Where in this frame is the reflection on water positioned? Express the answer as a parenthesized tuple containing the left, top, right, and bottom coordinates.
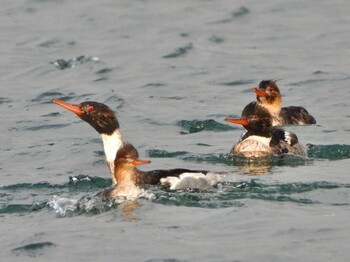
(120, 200, 141, 222)
(235, 163, 273, 175)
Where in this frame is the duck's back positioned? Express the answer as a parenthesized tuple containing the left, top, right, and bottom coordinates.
(280, 106, 316, 125)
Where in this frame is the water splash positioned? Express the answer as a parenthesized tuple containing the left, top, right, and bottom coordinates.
(50, 55, 100, 70)
(47, 196, 79, 216)
(1, 175, 349, 216)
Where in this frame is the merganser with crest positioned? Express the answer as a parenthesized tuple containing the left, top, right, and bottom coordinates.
(225, 102, 306, 157)
(98, 143, 150, 199)
(253, 80, 316, 126)
(52, 98, 208, 186)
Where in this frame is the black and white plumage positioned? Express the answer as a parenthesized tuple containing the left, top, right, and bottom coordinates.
(225, 102, 306, 157)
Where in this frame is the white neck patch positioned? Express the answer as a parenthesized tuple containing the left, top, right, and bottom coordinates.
(101, 130, 123, 163)
(101, 130, 123, 184)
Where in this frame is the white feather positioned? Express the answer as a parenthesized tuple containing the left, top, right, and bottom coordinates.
(101, 130, 123, 184)
(160, 172, 224, 190)
(284, 131, 292, 145)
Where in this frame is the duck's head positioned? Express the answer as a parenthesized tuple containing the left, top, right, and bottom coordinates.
(253, 80, 281, 106)
(225, 103, 273, 137)
(53, 98, 119, 135)
(114, 143, 151, 183)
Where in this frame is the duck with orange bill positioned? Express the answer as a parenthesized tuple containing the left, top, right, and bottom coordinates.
(225, 102, 306, 158)
(52, 98, 212, 187)
(98, 143, 151, 199)
(253, 80, 316, 126)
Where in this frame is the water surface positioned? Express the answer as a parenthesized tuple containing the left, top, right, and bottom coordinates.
(1, 0, 350, 261)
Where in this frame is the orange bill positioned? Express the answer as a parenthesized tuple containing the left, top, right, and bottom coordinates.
(253, 87, 268, 97)
(53, 98, 84, 116)
(225, 117, 249, 126)
(132, 159, 151, 166)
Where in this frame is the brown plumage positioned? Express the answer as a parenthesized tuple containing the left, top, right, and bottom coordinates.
(253, 80, 316, 126)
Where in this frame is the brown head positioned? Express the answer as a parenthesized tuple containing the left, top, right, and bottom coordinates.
(225, 102, 273, 137)
(114, 143, 151, 185)
(53, 98, 119, 135)
(252, 80, 282, 116)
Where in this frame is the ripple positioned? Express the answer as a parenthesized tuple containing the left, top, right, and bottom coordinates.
(67, 175, 111, 190)
(218, 79, 255, 86)
(182, 153, 235, 165)
(31, 91, 64, 103)
(0, 177, 109, 192)
(143, 83, 166, 88)
(102, 95, 124, 108)
(0, 202, 47, 214)
(153, 179, 350, 208)
(208, 35, 224, 43)
(95, 68, 113, 74)
(210, 6, 250, 24)
(232, 6, 250, 17)
(38, 38, 60, 48)
(307, 144, 350, 160)
(152, 190, 243, 208)
(146, 149, 188, 158)
(12, 242, 55, 256)
(287, 78, 331, 86)
(0, 97, 13, 104)
(162, 43, 193, 58)
(146, 150, 309, 167)
(0, 181, 65, 190)
(2, 177, 349, 215)
(50, 55, 100, 70)
(177, 119, 234, 134)
(23, 123, 70, 131)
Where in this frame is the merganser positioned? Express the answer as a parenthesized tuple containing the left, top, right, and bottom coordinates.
(52, 98, 207, 185)
(99, 143, 150, 199)
(225, 102, 306, 157)
(253, 80, 316, 126)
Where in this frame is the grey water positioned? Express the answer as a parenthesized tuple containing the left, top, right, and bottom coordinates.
(1, 0, 350, 261)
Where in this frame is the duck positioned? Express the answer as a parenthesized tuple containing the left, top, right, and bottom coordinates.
(225, 102, 306, 157)
(253, 80, 316, 126)
(99, 143, 150, 199)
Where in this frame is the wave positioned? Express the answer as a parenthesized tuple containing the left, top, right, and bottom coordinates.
(148, 144, 350, 162)
(1, 177, 348, 216)
(1, 144, 349, 216)
(162, 43, 193, 58)
(177, 119, 235, 134)
(307, 144, 350, 160)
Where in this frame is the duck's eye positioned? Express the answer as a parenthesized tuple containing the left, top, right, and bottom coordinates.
(252, 115, 259, 120)
(86, 105, 94, 112)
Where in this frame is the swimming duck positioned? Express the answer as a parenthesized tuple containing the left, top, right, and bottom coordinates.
(253, 80, 316, 126)
(225, 102, 306, 157)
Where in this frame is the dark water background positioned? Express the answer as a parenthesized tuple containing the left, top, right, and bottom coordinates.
(1, 0, 350, 261)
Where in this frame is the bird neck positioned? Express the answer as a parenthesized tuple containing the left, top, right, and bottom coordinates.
(115, 167, 138, 188)
(257, 95, 282, 117)
(100, 130, 123, 184)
